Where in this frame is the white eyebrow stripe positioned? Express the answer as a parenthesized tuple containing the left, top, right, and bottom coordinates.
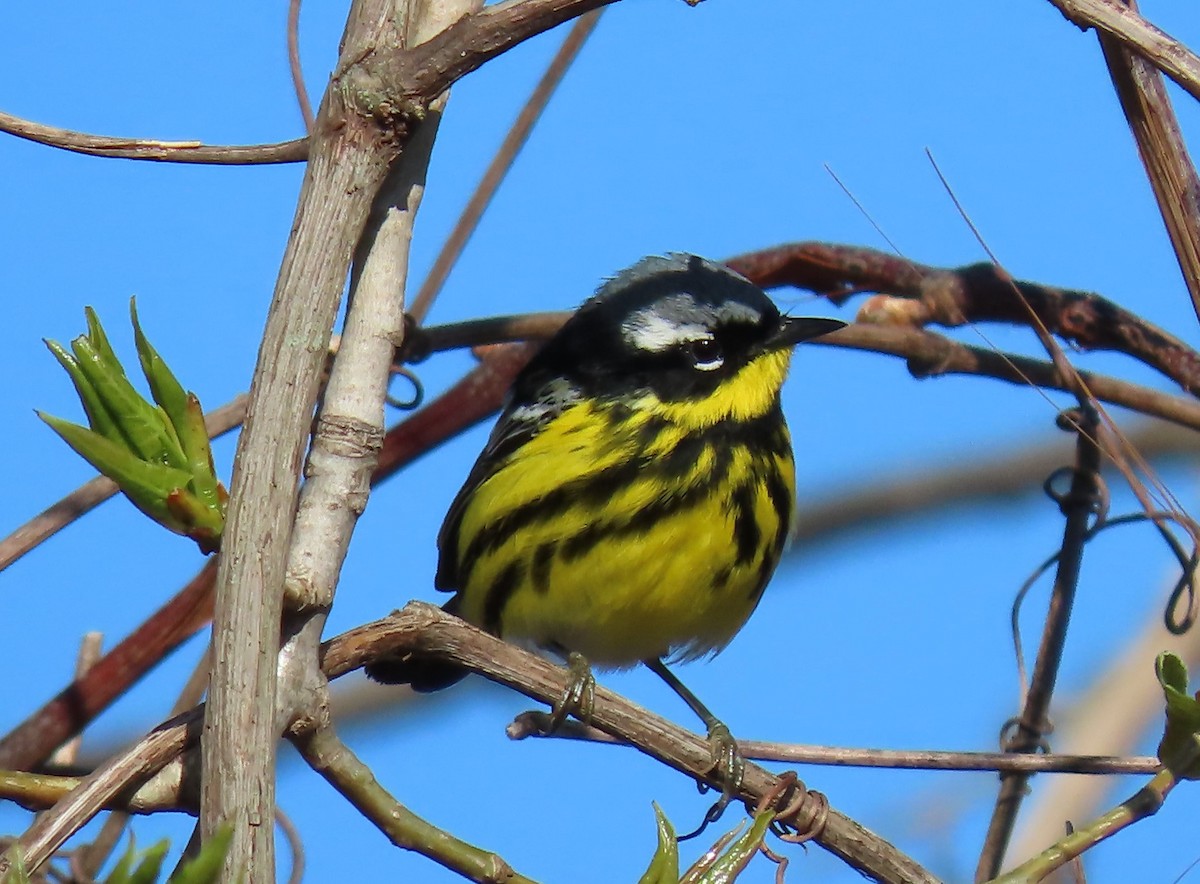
(619, 292, 763, 352)
(621, 309, 709, 352)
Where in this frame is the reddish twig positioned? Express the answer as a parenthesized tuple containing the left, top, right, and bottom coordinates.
(0, 560, 216, 771)
(415, 311, 1200, 432)
(726, 242, 1200, 396)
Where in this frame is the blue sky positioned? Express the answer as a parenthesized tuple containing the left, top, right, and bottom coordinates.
(4, 1, 1200, 881)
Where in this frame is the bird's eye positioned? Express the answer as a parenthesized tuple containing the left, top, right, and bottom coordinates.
(687, 337, 724, 371)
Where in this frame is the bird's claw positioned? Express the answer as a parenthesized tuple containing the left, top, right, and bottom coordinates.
(547, 651, 595, 731)
(706, 720, 744, 797)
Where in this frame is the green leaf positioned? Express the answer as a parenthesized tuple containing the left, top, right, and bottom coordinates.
(84, 305, 123, 375)
(38, 413, 194, 533)
(70, 335, 187, 469)
(44, 338, 121, 443)
(130, 300, 224, 517)
(168, 827, 231, 884)
(180, 393, 223, 509)
(1158, 652, 1189, 695)
(1155, 652, 1200, 779)
(43, 305, 226, 553)
(637, 803, 681, 884)
(131, 299, 190, 446)
(690, 808, 774, 884)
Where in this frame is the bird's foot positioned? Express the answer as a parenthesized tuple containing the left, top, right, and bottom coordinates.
(705, 719, 745, 798)
(547, 651, 595, 731)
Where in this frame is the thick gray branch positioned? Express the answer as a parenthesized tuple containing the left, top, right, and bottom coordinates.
(200, 2, 403, 878)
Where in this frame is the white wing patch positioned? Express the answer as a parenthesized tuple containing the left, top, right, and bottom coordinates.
(504, 376, 581, 426)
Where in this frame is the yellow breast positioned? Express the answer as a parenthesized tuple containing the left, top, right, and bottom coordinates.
(450, 349, 797, 666)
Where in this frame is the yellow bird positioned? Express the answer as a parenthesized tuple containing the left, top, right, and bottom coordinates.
(369, 253, 843, 787)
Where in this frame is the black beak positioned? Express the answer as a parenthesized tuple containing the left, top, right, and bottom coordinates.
(768, 316, 846, 349)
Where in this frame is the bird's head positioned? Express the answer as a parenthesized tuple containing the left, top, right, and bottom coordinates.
(518, 254, 844, 428)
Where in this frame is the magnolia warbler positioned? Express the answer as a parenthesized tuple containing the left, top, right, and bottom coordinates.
(368, 253, 844, 789)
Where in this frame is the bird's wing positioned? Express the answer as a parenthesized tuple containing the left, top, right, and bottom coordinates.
(434, 373, 582, 591)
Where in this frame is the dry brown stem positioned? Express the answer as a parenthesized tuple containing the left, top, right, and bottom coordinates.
(0, 108, 307, 163)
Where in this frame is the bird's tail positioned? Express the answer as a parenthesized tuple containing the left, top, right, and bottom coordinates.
(363, 597, 467, 692)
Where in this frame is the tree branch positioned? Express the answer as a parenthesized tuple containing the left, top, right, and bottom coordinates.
(327, 603, 942, 884)
(415, 312, 1200, 432)
(0, 109, 307, 164)
(1042, 0, 1200, 102)
(198, 0, 410, 870)
(725, 243, 1200, 396)
(396, 0, 619, 103)
(505, 717, 1160, 775)
(0, 709, 201, 876)
(1097, 0, 1200, 327)
(408, 8, 604, 321)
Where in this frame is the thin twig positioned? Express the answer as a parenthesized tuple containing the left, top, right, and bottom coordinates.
(0, 769, 187, 815)
(72, 809, 127, 882)
(0, 109, 307, 163)
(976, 407, 1104, 881)
(1097, 0, 1200, 326)
(287, 0, 315, 131)
(794, 419, 1199, 546)
(0, 709, 202, 876)
(292, 725, 535, 883)
(505, 716, 1160, 775)
(276, 808, 306, 884)
(1009, 577, 1200, 863)
(408, 8, 604, 321)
